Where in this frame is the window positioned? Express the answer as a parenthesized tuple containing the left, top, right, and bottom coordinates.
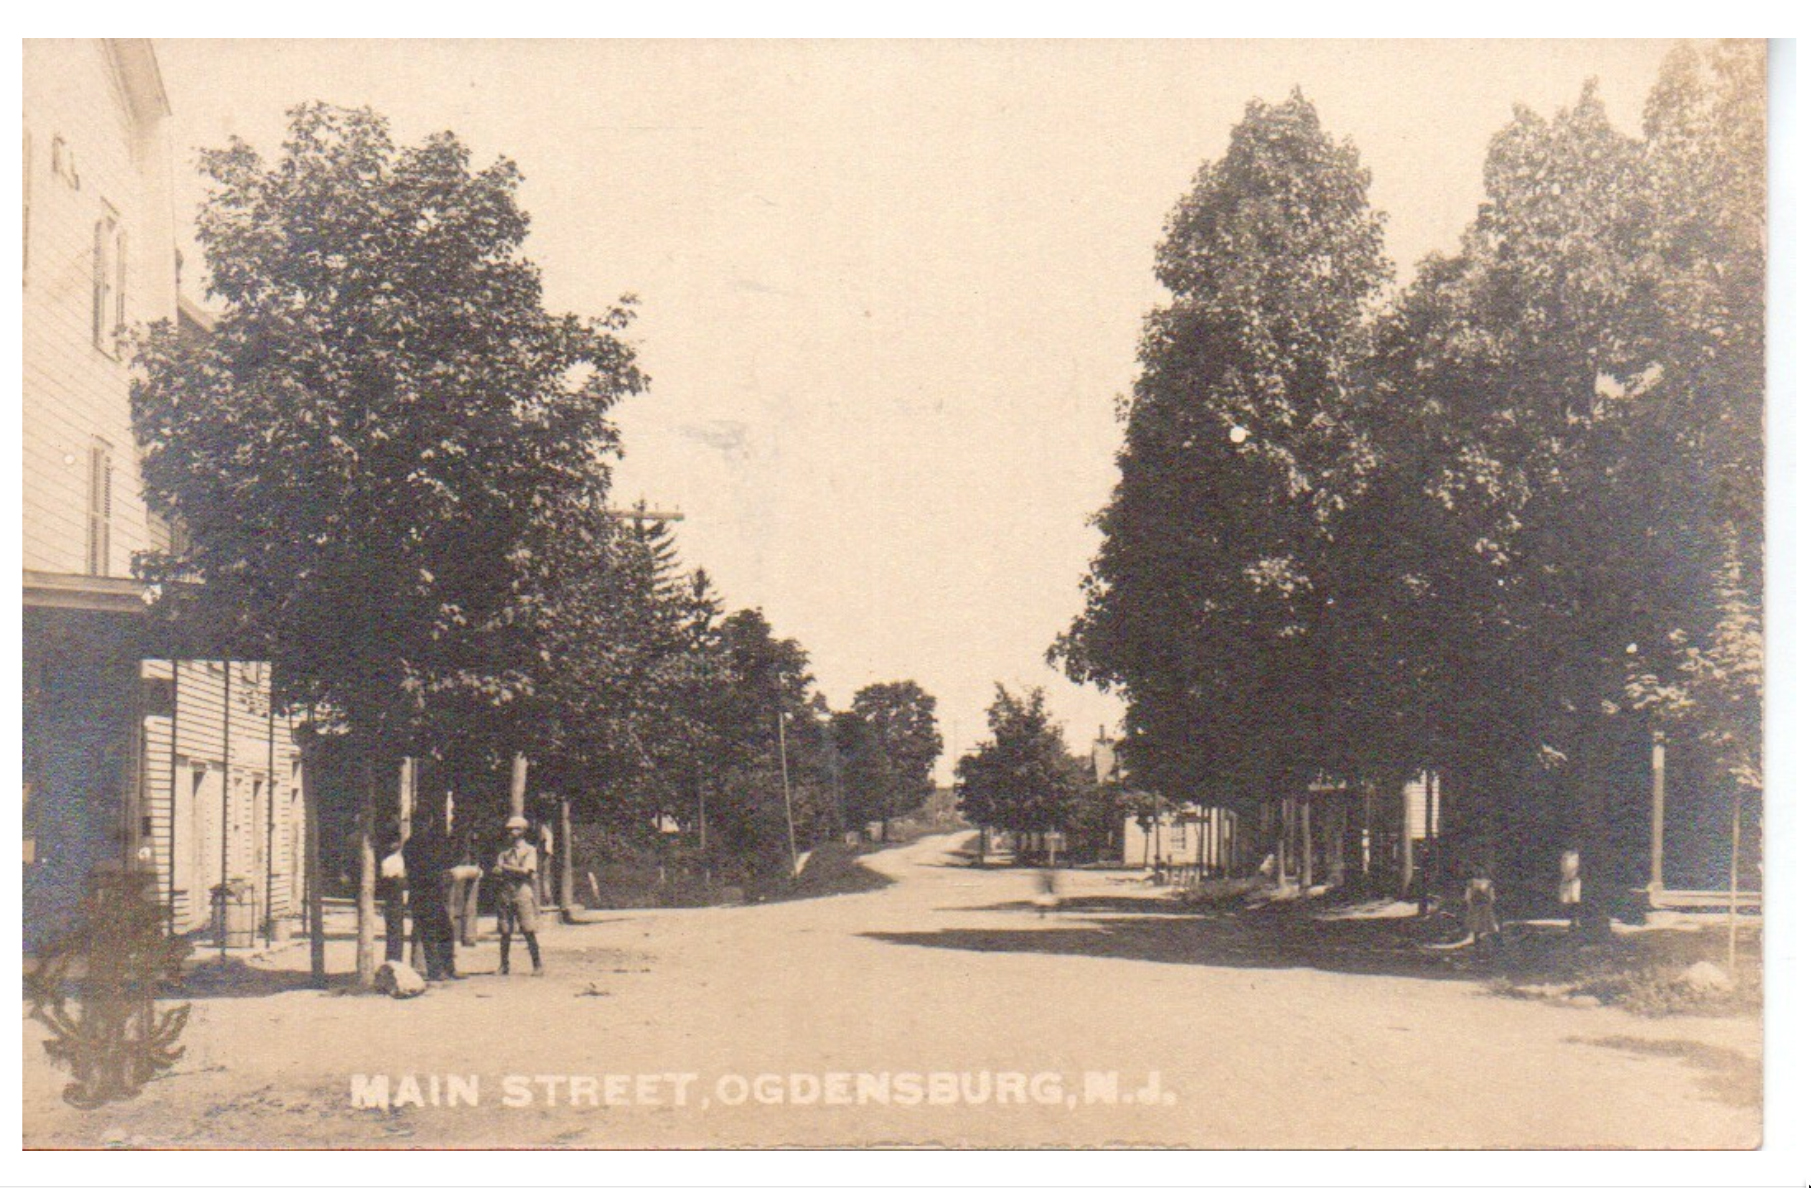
(92, 206, 125, 355)
(86, 438, 113, 576)
(52, 134, 79, 189)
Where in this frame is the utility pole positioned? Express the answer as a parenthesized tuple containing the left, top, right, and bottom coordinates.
(604, 504, 685, 525)
(559, 796, 575, 919)
(219, 662, 231, 963)
(1727, 793, 1742, 973)
(778, 712, 798, 877)
(1648, 730, 1666, 899)
(301, 715, 326, 988)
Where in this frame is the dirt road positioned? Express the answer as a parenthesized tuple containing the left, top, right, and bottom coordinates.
(22, 831, 1760, 1149)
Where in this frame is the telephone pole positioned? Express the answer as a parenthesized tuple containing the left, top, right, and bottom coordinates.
(778, 711, 798, 877)
(605, 502, 685, 525)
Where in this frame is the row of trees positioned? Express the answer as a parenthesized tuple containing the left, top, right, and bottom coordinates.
(523, 517, 945, 877)
(131, 103, 940, 985)
(1054, 43, 1765, 917)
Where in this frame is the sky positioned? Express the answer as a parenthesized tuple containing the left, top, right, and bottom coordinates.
(153, 39, 1683, 779)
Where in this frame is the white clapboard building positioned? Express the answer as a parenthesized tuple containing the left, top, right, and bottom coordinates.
(23, 39, 305, 947)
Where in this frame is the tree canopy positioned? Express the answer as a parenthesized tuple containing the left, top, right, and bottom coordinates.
(131, 102, 648, 983)
(1054, 90, 1390, 804)
(956, 686, 1084, 839)
(1057, 43, 1765, 904)
(841, 681, 942, 836)
(132, 103, 646, 749)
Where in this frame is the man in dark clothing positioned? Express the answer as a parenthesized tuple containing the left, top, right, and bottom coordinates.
(379, 828, 408, 964)
(402, 815, 457, 981)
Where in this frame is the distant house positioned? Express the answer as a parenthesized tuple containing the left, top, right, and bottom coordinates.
(1090, 733, 1246, 875)
(1120, 802, 1242, 875)
(1099, 726, 1446, 891)
(22, 40, 305, 948)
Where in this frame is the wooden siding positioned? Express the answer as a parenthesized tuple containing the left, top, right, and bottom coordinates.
(140, 660, 305, 936)
(22, 40, 177, 578)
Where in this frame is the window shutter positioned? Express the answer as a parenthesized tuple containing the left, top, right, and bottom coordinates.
(115, 227, 128, 335)
(92, 219, 106, 347)
(87, 440, 113, 576)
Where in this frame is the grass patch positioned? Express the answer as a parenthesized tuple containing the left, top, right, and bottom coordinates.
(1487, 922, 1761, 1017)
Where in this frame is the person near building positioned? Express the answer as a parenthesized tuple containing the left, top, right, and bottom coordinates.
(493, 815, 543, 976)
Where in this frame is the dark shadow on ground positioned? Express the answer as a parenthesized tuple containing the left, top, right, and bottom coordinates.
(551, 912, 644, 926)
(1570, 1035, 1762, 1111)
(913, 853, 984, 869)
(163, 958, 357, 999)
(861, 906, 1480, 983)
(941, 894, 1213, 917)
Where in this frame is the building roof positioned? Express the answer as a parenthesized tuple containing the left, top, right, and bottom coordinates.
(102, 39, 171, 123)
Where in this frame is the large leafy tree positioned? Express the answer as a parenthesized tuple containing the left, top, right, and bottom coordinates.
(956, 686, 1084, 845)
(1057, 48, 1764, 913)
(843, 681, 942, 839)
(1622, 42, 1766, 798)
(1056, 91, 1389, 808)
(1372, 52, 1764, 907)
(131, 103, 645, 984)
(1355, 84, 1664, 886)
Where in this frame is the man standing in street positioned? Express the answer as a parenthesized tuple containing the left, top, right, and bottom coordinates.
(379, 827, 408, 965)
(494, 816, 544, 976)
(403, 812, 457, 981)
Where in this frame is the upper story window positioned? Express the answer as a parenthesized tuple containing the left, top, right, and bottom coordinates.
(51, 134, 79, 190)
(86, 437, 114, 576)
(92, 204, 126, 356)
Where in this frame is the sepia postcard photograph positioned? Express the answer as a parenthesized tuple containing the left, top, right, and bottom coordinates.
(13, 34, 1793, 1169)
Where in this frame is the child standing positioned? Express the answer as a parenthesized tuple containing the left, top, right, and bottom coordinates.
(494, 815, 544, 976)
(1464, 866, 1502, 958)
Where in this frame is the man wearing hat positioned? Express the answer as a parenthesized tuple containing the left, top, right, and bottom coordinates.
(493, 816, 544, 975)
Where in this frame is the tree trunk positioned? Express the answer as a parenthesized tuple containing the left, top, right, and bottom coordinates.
(1571, 726, 1617, 942)
(398, 757, 415, 841)
(302, 735, 326, 989)
(509, 752, 528, 819)
(975, 826, 988, 867)
(1400, 780, 1417, 902)
(355, 749, 378, 989)
(1421, 771, 1436, 917)
(1300, 797, 1314, 891)
(559, 796, 574, 919)
(1275, 799, 1289, 889)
